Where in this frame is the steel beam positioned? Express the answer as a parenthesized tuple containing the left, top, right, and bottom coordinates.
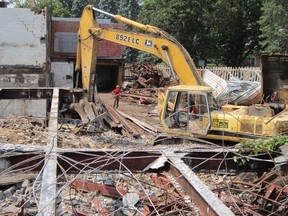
(38, 88, 59, 215)
(166, 151, 234, 216)
(0, 87, 70, 99)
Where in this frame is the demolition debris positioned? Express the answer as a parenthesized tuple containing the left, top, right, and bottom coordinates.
(0, 115, 154, 149)
(127, 63, 171, 88)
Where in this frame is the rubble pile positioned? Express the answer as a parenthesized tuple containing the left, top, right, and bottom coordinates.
(129, 63, 170, 88)
(67, 97, 158, 139)
(0, 116, 154, 149)
(0, 173, 38, 215)
(0, 116, 47, 145)
(197, 170, 288, 215)
(60, 173, 198, 215)
(0, 171, 199, 215)
(121, 63, 170, 105)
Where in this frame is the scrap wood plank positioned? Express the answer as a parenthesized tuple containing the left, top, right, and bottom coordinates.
(117, 109, 158, 134)
(136, 78, 149, 88)
(121, 93, 156, 102)
(103, 115, 119, 128)
(107, 105, 140, 138)
(104, 107, 120, 124)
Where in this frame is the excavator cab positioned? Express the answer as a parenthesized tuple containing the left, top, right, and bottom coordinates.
(161, 85, 213, 136)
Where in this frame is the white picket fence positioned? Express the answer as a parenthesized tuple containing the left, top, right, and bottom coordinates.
(124, 64, 261, 82)
(198, 67, 261, 82)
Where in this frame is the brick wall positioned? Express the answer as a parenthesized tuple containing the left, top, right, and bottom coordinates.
(51, 19, 125, 60)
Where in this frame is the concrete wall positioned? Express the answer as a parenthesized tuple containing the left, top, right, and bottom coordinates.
(0, 8, 49, 87)
(0, 74, 46, 87)
(51, 62, 74, 88)
(0, 99, 47, 118)
(0, 8, 47, 67)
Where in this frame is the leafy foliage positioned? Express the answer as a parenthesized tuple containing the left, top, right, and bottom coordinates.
(71, 0, 89, 18)
(136, 51, 162, 64)
(38, 0, 71, 17)
(234, 136, 288, 164)
(259, 0, 288, 53)
(138, 0, 263, 67)
(59, 0, 73, 11)
(97, 0, 117, 19)
(10, 0, 71, 17)
(138, 0, 208, 64)
(9, 0, 288, 65)
(207, 0, 263, 66)
(8, 0, 29, 8)
(10, 0, 101, 17)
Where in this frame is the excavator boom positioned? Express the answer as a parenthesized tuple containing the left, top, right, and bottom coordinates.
(76, 4, 204, 100)
(76, 5, 288, 144)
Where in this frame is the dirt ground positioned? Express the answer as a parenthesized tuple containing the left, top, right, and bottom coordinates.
(0, 92, 162, 149)
(98, 92, 161, 131)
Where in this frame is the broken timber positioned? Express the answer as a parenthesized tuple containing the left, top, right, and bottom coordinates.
(107, 104, 140, 138)
(117, 109, 159, 134)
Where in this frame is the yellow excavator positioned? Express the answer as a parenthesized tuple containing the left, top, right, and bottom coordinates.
(76, 5, 288, 143)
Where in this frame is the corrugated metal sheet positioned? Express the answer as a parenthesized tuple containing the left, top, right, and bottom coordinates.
(203, 69, 261, 105)
(202, 69, 227, 98)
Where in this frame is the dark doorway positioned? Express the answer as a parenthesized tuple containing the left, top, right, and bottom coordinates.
(96, 65, 119, 91)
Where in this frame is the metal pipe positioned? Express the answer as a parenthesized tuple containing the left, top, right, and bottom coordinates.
(92, 7, 115, 18)
(92, 6, 159, 34)
(163, 49, 177, 79)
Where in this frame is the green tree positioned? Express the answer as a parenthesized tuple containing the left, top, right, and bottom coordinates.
(70, 0, 100, 17)
(10, 0, 71, 17)
(39, 0, 71, 17)
(259, 0, 288, 53)
(138, 0, 263, 67)
(71, 0, 88, 17)
(97, 0, 117, 19)
(10, 0, 29, 8)
(138, 0, 209, 65)
(119, 0, 140, 62)
(208, 0, 263, 66)
(59, 0, 73, 11)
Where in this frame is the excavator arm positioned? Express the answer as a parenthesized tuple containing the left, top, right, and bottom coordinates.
(75, 5, 288, 143)
(76, 4, 204, 101)
(75, 5, 99, 102)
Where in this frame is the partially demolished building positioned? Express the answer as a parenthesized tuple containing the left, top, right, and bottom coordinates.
(0, 5, 288, 216)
